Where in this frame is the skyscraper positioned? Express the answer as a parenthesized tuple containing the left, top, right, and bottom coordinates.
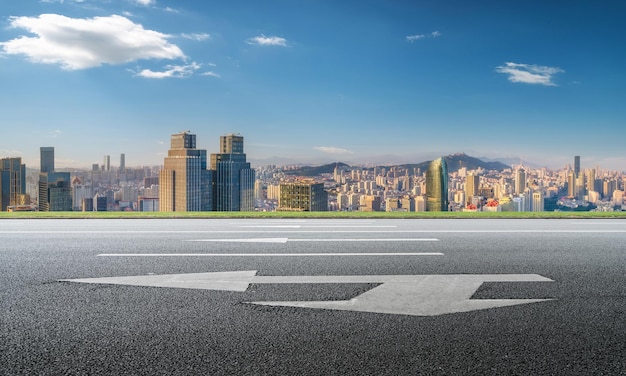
(38, 146, 72, 211)
(0, 157, 27, 210)
(38, 172, 72, 211)
(210, 134, 255, 211)
(159, 131, 212, 212)
(426, 157, 448, 211)
(515, 167, 526, 195)
(40, 147, 54, 173)
(574, 156, 580, 177)
(120, 153, 125, 173)
(104, 155, 110, 172)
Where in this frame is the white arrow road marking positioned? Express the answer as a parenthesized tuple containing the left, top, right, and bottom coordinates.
(60, 272, 553, 316)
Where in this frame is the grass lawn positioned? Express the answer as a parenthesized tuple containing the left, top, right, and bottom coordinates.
(1, 211, 625, 219)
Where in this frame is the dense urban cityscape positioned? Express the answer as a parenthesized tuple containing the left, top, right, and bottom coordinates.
(1, 131, 625, 214)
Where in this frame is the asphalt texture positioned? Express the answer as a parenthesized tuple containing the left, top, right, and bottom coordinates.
(1, 218, 624, 375)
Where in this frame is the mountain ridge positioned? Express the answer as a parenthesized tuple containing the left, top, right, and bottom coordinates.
(283, 153, 511, 176)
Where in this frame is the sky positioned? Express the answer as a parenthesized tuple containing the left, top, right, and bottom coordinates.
(1, 1, 625, 171)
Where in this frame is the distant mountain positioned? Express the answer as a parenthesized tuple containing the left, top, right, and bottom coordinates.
(283, 162, 350, 176)
(378, 153, 510, 173)
(282, 153, 510, 176)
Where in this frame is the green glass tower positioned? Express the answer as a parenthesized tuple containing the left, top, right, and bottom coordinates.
(426, 157, 448, 211)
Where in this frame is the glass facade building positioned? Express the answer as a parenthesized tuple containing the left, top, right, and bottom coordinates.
(159, 131, 212, 212)
(210, 134, 255, 211)
(38, 172, 72, 211)
(1, 157, 27, 211)
(426, 157, 448, 212)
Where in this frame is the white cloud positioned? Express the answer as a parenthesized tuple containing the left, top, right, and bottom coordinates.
(406, 31, 440, 42)
(164, 7, 179, 13)
(136, 61, 200, 79)
(181, 33, 210, 41)
(201, 71, 221, 78)
(314, 146, 354, 155)
(1, 14, 184, 70)
(135, 0, 155, 6)
(246, 34, 287, 47)
(496, 62, 564, 86)
(48, 129, 62, 138)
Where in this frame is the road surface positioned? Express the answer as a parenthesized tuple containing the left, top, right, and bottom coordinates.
(1, 219, 624, 375)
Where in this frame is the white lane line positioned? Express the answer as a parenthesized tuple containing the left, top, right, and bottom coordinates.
(184, 238, 439, 243)
(571, 222, 626, 225)
(4, 230, 626, 234)
(187, 238, 289, 243)
(97, 252, 444, 257)
(238, 225, 397, 228)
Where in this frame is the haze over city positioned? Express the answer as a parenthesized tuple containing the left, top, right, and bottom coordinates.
(1, 1, 625, 170)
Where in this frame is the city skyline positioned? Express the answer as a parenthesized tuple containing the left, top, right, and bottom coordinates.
(1, 1, 625, 170)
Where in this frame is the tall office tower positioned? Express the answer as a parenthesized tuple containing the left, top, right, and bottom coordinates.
(210, 134, 255, 211)
(515, 168, 526, 195)
(104, 155, 110, 172)
(465, 173, 480, 204)
(120, 154, 125, 173)
(38, 172, 72, 211)
(0, 157, 27, 210)
(574, 156, 580, 177)
(38, 146, 72, 211)
(159, 131, 212, 212)
(278, 180, 328, 211)
(40, 147, 54, 173)
(426, 157, 448, 211)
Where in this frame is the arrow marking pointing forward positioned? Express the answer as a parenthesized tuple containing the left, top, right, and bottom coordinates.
(60, 271, 554, 316)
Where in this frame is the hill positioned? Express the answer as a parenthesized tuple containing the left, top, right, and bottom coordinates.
(283, 153, 510, 177)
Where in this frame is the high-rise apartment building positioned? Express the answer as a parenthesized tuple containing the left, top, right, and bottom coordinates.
(532, 191, 544, 212)
(159, 131, 212, 212)
(515, 168, 526, 195)
(465, 173, 480, 204)
(278, 180, 328, 211)
(1, 157, 27, 211)
(426, 157, 448, 211)
(210, 134, 255, 211)
(40, 147, 54, 173)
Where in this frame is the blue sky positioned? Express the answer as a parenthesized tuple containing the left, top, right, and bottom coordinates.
(1, 1, 625, 171)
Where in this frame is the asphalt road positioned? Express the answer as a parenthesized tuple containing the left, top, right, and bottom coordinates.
(1, 219, 624, 375)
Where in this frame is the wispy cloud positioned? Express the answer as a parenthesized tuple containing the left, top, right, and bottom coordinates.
(0, 149, 24, 156)
(135, 62, 200, 79)
(134, 0, 155, 6)
(201, 71, 221, 78)
(496, 62, 564, 86)
(1, 14, 184, 70)
(246, 34, 287, 47)
(181, 33, 210, 41)
(314, 146, 354, 155)
(406, 31, 440, 42)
